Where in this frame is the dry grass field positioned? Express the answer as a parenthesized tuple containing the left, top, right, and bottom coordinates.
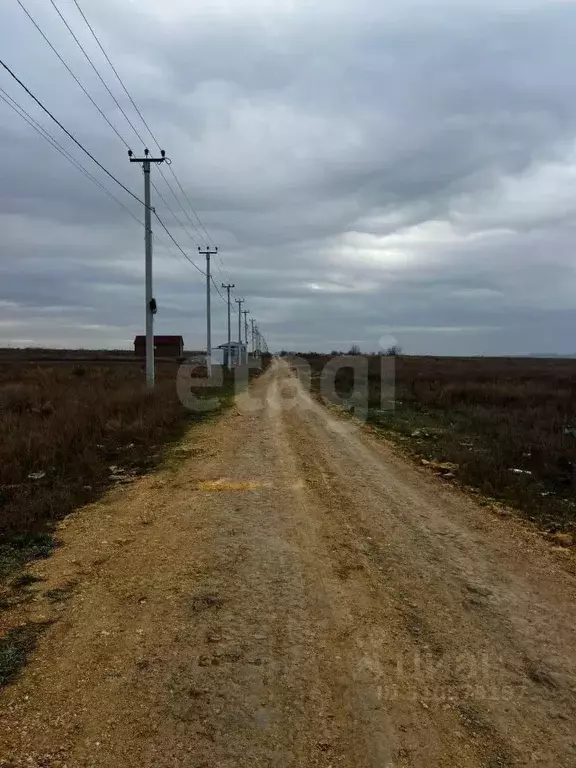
(294, 353, 576, 539)
(0, 355, 252, 582)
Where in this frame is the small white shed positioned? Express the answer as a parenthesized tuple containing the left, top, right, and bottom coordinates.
(218, 341, 246, 367)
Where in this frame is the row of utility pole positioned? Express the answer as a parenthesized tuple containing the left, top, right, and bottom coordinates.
(129, 149, 265, 386)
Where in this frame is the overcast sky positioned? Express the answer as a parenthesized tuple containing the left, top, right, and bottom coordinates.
(2, 0, 576, 354)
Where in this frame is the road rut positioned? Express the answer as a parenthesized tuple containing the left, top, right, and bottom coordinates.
(1, 359, 575, 767)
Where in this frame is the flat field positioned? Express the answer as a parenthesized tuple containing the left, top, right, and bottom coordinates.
(295, 353, 576, 538)
(0, 355, 240, 581)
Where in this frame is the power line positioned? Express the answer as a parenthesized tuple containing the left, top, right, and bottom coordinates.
(157, 165, 205, 244)
(9, 7, 233, 306)
(67, 0, 217, 250)
(15, 0, 131, 150)
(151, 179, 202, 249)
(214, 254, 235, 289)
(153, 232, 199, 271)
(48, 0, 147, 147)
(0, 84, 143, 226)
(0, 58, 145, 206)
(211, 274, 227, 303)
(1, 80, 226, 331)
(71, 0, 161, 149)
(0, 83, 210, 284)
(13, 4, 208, 285)
(150, 186, 228, 298)
(153, 211, 206, 275)
(166, 165, 215, 247)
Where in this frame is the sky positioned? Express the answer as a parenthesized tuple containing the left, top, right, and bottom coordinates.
(2, 0, 576, 355)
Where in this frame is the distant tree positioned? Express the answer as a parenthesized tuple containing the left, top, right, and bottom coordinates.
(330, 349, 342, 356)
(383, 345, 402, 356)
(348, 344, 361, 355)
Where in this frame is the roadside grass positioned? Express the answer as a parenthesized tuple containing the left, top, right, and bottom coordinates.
(0, 623, 49, 687)
(0, 361, 191, 582)
(293, 354, 576, 540)
(0, 354, 268, 687)
(0, 357, 269, 583)
(0, 533, 56, 583)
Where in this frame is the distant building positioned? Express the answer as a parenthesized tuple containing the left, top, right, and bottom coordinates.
(134, 335, 184, 359)
(218, 341, 246, 367)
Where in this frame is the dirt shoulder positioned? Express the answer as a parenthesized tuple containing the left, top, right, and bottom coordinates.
(1, 360, 575, 767)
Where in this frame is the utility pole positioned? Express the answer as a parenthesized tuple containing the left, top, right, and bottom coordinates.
(250, 318, 256, 356)
(242, 310, 250, 363)
(198, 246, 218, 376)
(129, 148, 166, 388)
(222, 282, 235, 369)
(235, 297, 244, 365)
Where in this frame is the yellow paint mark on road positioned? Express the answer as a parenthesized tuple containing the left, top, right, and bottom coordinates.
(196, 479, 263, 492)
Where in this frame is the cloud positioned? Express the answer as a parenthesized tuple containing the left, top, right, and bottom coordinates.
(1, 0, 576, 353)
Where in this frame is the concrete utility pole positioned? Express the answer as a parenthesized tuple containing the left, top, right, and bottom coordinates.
(250, 318, 256, 355)
(129, 148, 166, 388)
(222, 282, 235, 369)
(198, 246, 218, 376)
(242, 310, 250, 363)
(235, 297, 244, 364)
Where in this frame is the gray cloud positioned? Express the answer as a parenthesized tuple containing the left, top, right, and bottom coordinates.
(1, 0, 576, 354)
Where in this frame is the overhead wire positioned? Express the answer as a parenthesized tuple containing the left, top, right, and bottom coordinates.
(0, 58, 145, 206)
(9, 2, 241, 316)
(0, 86, 202, 277)
(48, 0, 147, 147)
(153, 211, 206, 275)
(151, 179, 202, 250)
(210, 275, 227, 303)
(13, 4, 210, 282)
(70, 0, 161, 150)
(69, 0, 219, 251)
(153, 232, 202, 272)
(0, 84, 143, 226)
(15, 0, 131, 150)
(214, 255, 235, 291)
(165, 165, 215, 247)
(156, 166, 205, 247)
(67, 0, 240, 314)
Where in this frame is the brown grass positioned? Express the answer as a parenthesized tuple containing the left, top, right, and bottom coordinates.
(295, 354, 576, 536)
(0, 359, 242, 578)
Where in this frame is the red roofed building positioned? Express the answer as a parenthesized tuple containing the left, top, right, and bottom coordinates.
(134, 335, 184, 360)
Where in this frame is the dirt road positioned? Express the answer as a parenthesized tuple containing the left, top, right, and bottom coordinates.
(1, 359, 576, 767)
